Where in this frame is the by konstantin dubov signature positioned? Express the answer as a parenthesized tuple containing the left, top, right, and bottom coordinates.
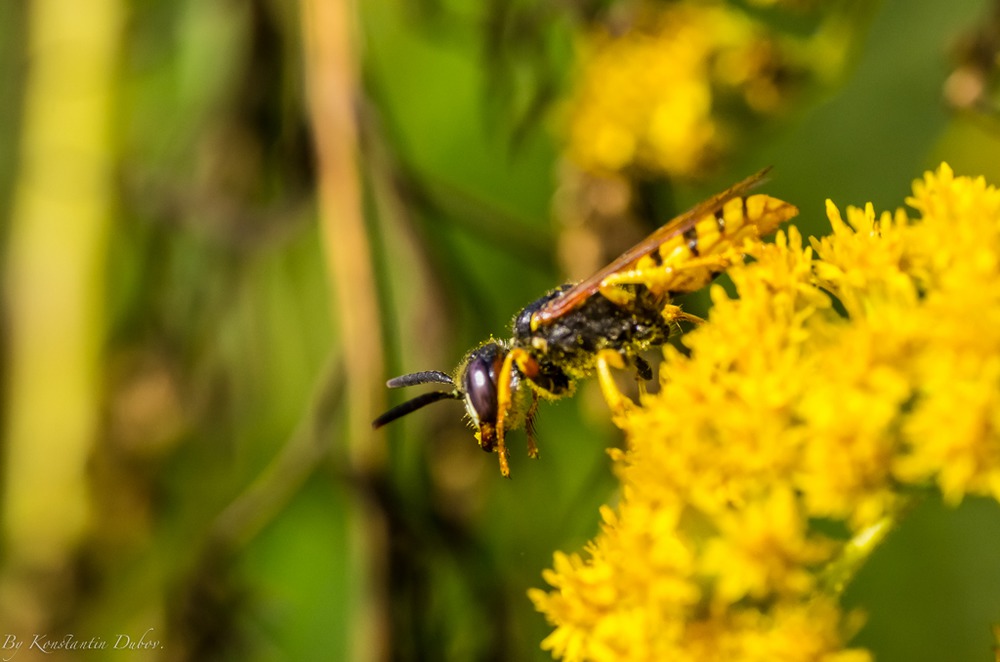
(1, 628, 162, 659)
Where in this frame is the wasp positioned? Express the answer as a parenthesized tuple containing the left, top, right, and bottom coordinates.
(373, 169, 798, 477)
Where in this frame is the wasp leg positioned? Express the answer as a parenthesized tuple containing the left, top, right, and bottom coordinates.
(595, 282, 635, 308)
(525, 393, 540, 459)
(595, 349, 635, 417)
(494, 347, 515, 477)
(495, 347, 540, 477)
(600, 252, 739, 295)
(661, 304, 706, 326)
(633, 355, 653, 381)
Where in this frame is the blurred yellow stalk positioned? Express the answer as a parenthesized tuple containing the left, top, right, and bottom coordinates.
(300, 0, 388, 660)
(1, 0, 121, 630)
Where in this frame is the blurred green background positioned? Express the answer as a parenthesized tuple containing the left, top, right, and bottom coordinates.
(2, 0, 1000, 660)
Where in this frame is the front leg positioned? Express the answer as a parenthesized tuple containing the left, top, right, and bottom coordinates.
(494, 347, 541, 477)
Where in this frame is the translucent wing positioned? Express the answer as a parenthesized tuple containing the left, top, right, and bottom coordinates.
(532, 167, 772, 328)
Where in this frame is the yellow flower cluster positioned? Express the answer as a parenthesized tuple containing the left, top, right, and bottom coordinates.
(565, 2, 796, 178)
(530, 164, 1000, 661)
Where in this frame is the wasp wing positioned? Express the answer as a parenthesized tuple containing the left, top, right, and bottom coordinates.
(532, 167, 772, 328)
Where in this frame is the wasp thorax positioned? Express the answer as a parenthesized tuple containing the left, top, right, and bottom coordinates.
(461, 343, 505, 426)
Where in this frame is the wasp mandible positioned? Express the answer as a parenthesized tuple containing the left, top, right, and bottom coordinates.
(373, 169, 798, 477)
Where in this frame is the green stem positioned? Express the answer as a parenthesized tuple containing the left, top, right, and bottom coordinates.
(819, 494, 921, 596)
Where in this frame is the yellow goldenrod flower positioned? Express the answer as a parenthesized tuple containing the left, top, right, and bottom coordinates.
(565, 2, 798, 179)
(532, 164, 1000, 660)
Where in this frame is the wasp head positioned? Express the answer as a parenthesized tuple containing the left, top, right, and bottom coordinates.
(372, 342, 510, 454)
(457, 342, 508, 452)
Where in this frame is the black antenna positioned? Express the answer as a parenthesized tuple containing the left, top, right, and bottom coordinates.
(386, 371, 454, 388)
(372, 390, 462, 429)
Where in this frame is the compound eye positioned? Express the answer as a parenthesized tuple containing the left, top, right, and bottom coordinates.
(463, 352, 500, 425)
